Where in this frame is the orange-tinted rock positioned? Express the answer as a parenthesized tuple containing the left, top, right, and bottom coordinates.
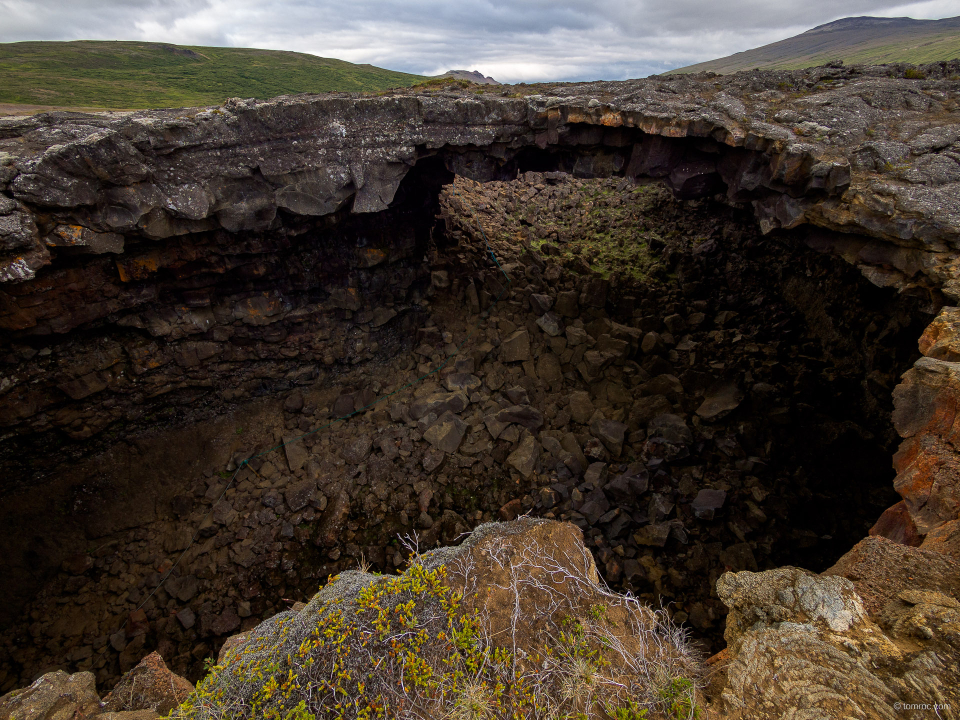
(868, 500, 923, 547)
(102, 651, 193, 716)
(921, 518, 960, 560)
(891, 356, 960, 534)
(918, 306, 960, 361)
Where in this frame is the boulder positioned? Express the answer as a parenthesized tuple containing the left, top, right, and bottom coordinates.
(691, 488, 727, 520)
(284, 438, 309, 473)
(423, 412, 467, 454)
(506, 435, 540, 478)
(0, 670, 101, 720)
(494, 405, 544, 430)
(568, 391, 595, 425)
(535, 312, 564, 337)
(103, 652, 193, 716)
(589, 418, 628, 457)
(696, 379, 744, 421)
(342, 435, 373, 464)
(500, 329, 531, 362)
(284, 479, 318, 513)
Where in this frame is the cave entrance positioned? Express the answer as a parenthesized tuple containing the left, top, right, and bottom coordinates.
(0, 169, 930, 691)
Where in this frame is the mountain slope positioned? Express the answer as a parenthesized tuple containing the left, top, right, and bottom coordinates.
(674, 15, 960, 74)
(0, 41, 428, 109)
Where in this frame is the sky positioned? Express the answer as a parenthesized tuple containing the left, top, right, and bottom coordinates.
(1, 0, 958, 82)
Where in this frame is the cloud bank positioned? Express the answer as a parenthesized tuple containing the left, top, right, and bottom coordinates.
(0, 0, 957, 82)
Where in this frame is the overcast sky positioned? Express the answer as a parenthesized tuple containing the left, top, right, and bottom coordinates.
(1, 0, 958, 82)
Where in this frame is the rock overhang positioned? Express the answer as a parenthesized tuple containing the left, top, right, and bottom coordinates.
(1, 63, 957, 298)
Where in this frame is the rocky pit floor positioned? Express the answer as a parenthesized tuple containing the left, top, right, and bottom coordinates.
(0, 172, 932, 693)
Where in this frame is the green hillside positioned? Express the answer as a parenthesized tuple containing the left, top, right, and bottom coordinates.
(0, 40, 429, 109)
(673, 15, 960, 74)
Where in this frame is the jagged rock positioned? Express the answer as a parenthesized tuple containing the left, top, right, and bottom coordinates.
(891, 356, 960, 534)
(696, 379, 743, 421)
(535, 312, 564, 337)
(535, 353, 563, 387)
(443, 373, 481, 392)
(922, 518, 960, 559)
(498, 498, 524, 521)
(629, 395, 673, 427)
(494, 405, 544, 430)
(554, 290, 579, 318)
(584, 462, 608, 486)
(568, 391, 595, 425)
(284, 438, 309, 473)
(422, 448, 445, 473)
(500, 329, 531, 362)
(0, 670, 101, 720)
(589, 418, 627, 457)
(409, 391, 469, 420)
(604, 470, 649, 504)
(506, 435, 539, 478)
(316, 490, 350, 547)
(212, 500, 236, 526)
(529, 293, 553, 314)
(103, 651, 193, 716)
(283, 391, 304, 413)
(176, 608, 196, 630)
(692, 489, 727, 520)
(423, 412, 466, 454)
(370, 307, 397, 328)
(715, 564, 960, 719)
(342, 435, 373, 464)
(634, 522, 672, 547)
(166, 574, 199, 603)
(868, 500, 922, 546)
(284, 479, 318, 513)
(823, 535, 960, 617)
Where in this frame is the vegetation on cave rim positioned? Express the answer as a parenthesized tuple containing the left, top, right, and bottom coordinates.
(0, 41, 428, 110)
(504, 182, 683, 284)
(174, 554, 702, 720)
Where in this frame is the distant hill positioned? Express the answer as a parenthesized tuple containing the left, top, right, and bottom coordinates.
(0, 40, 429, 110)
(673, 15, 960, 74)
(439, 70, 499, 85)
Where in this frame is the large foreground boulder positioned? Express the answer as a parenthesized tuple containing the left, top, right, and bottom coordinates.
(175, 519, 704, 720)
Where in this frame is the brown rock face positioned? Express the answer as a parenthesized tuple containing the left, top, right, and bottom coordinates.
(0, 670, 102, 720)
(823, 535, 960, 616)
(102, 651, 193, 715)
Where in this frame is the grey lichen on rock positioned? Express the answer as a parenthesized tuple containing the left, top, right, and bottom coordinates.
(716, 563, 960, 719)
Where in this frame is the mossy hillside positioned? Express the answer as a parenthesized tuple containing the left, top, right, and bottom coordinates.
(0, 41, 428, 109)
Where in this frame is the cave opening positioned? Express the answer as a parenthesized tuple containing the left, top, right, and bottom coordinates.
(0, 156, 933, 692)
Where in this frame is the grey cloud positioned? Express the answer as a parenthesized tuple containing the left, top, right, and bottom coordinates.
(0, 0, 955, 83)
